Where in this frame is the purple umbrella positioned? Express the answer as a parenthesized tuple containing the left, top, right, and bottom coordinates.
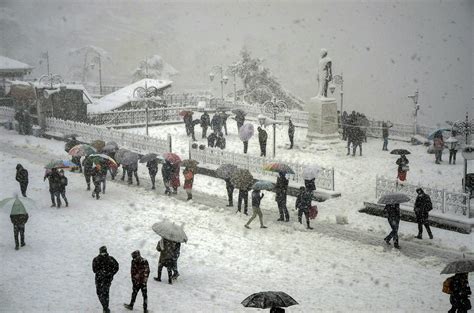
(239, 123, 254, 142)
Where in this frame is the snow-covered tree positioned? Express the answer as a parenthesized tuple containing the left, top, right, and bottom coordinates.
(131, 55, 178, 81)
(68, 45, 110, 83)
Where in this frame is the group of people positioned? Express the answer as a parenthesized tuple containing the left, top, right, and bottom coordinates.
(342, 111, 369, 157)
(92, 241, 181, 313)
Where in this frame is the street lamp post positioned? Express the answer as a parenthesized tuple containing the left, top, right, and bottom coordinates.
(86, 51, 103, 95)
(452, 112, 474, 193)
(209, 65, 229, 103)
(408, 90, 420, 136)
(133, 82, 159, 136)
(329, 72, 344, 128)
(262, 97, 287, 158)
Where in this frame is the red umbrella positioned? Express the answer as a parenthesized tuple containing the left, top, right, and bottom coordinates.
(163, 152, 181, 165)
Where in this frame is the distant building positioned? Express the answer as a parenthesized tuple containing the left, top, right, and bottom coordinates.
(0, 56, 33, 96)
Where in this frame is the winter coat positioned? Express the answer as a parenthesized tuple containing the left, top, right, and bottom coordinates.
(130, 256, 150, 285)
(207, 133, 217, 147)
(450, 273, 472, 310)
(92, 253, 119, 284)
(384, 204, 400, 221)
(91, 168, 104, 184)
(83, 157, 94, 175)
(211, 114, 222, 130)
(258, 128, 268, 144)
(251, 190, 264, 208)
(16, 165, 28, 184)
(216, 135, 226, 149)
(161, 161, 173, 181)
(275, 175, 289, 202)
(433, 137, 444, 151)
(396, 156, 409, 171)
(45, 171, 62, 192)
(128, 162, 138, 172)
(157, 239, 176, 265)
(146, 159, 159, 174)
(183, 168, 194, 190)
(171, 165, 181, 188)
(288, 119, 295, 136)
(296, 189, 312, 212)
(10, 213, 28, 225)
(200, 112, 210, 128)
(59, 176, 68, 192)
(414, 192, 432, 222)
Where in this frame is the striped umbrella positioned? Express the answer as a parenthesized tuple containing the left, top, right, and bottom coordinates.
(68, 144, 97, 157)
(263, 163, 295, 175)
(163, 152, 181, 165)
(89, 154, 118, 169)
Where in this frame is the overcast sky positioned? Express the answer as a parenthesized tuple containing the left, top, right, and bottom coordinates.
(1, 0, 472, 125)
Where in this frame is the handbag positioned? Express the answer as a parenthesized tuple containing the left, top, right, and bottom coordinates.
(309, 205, 318, 219)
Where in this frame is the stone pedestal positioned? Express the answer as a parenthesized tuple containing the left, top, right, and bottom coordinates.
(306, 96, 339, 141)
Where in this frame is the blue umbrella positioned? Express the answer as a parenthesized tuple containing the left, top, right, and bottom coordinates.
(427, 128, 451, 140)
(252, 180, 274, 191)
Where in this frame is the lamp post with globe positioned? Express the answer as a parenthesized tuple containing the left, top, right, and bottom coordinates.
(209, 66, 229, 103)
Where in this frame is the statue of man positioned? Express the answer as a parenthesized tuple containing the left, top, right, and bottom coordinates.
(317, 49, 332, 98)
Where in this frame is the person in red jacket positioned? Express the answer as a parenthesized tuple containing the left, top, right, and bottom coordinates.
(124, 250, 150, 312)
(183, 166, 194, 201)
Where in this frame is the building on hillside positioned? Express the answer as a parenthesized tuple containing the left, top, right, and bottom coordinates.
(0, 56, 33, 96)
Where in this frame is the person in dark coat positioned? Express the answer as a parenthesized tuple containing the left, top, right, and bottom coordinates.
(161, 160, 173, 195)
(221, 112, 229, 136)
(237, 188, 249, 215)
(200, 112, 210, 138)
(382, 121, 393, 151)
(106, 151, 116, 180)
(296, 187, 314, 229)
(127, 161, 140, 186)
(123, 250, 150, 312)
(352, 127, 363, 156)
(10, 209, 28, 250)
(396, 154, 409, 183)
(83, 156, 94, 190)
(304, 178, 316, 192)
(15, 164, 28, 197)
(216, 132, 226, 150)
(44, 168, 62, 207)
(341, 111, 348, 141)
(183, 113, 192, 136)
(58, 169, 69, 207)
(414, 188, 433, 239)
(97, 160, 108, 193)
(288, 118, 295, 149)
(207, 132, 217, 148)
(448, 273, 472, 313)
(225, 178, 234, 207)
(275, 173, 289, 221)
(235, 113, 245, 130)
(245, 189, 267, 229)
(14, 109, 24, 135)
(258, 127, 268, 157)
(243, 140, 249, 154)
(171, 242, 181, 280)
(211, 113, 223, 134)
(383, 203, 401, 249)
(92, 246, 119, 313)
(189, 119, 197, 141)
(66, 137, 82, 173)
(154, 238, 176, 284)
(146, 159, 159, 190)
(91, 164, 103, 200)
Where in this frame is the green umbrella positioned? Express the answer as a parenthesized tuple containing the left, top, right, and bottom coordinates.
(0, 196, 36, 215)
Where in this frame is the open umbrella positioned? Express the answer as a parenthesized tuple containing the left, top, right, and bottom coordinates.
(390, 149, 411, 155)
(231, 169, 254, 190)
(68, 144, 96, 157)
(140, 153, 159, 163)
(303, 166, 321, 180)
(90, 140, 106, 151)
(239, 123, 254, 141)
(441, 259, 474, 274)
(115, 148, 130, 164)
(89, 154, 118, 169)
(102, 141, 119, 152)
(121, 152, 139, 166)
(378, 192, 411, 205)
(241, 291, 298, 309)
(45, 159, 77, 169)
(163, 152, 181, 165)
(216, 164, 238, 179)
(427, 128, 451, 140)
(263, 163, 295, 175)
(181, 159, 199, 169)
(152, 221, 188, 243)
(0, 196, 37, 213)
(179, 110, 193, 117)
(252, 180, 274, 191)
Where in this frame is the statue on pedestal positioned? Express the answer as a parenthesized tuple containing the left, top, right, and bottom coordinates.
(316, 49, 332, 98)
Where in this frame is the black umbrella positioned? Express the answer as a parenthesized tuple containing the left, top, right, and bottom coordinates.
(241, 291, 298, 309)
(140, 153, 159, 163)
(390, 149, 411, 155)
(441, 259, 474, 274)
(216, 164, 238, 179)
(231, 169, 254, 190)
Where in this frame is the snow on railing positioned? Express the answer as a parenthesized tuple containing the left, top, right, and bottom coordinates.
(0, 106, 15, 121)
(375, 176, 472, 218)
(190, 145, 335, 191)
(45, 117, 172, 155)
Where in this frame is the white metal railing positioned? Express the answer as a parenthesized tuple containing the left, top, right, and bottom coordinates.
(45, 118, 172, 155)
(0, 106, 15, 121)
(190, 145, 335, 191)
(375, 176, 472, 218)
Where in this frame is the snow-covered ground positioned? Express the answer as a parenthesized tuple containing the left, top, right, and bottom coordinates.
(0, 127, 472, 312)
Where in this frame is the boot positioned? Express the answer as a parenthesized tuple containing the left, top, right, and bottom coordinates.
(384, 237, 391, 245)
(65, 201, 69, 207)
(187, 194, 192, 201)
(123, 303, 133, 310)
(87, 184, 90, 191)
(394, 241, 400, 249)
(260, 225, 267, 229)
(15, 245, 19, 250)
(244, 225, 250, 229)
(50, 203, 56, 207)
(277, 217, 284, 221)
(307, 222, 313, 230)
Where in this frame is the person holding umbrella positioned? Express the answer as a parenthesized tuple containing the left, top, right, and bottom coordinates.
(5, 196, 30, 250)
(58, 169, 69, 207)
(171, 163, 180, 194)
(296, 186, 314, 229)
(241, 291, 298, 312)
(258, 127, 268, 157)
(91, 164, 103, 200)
(83, 156, 94, 191)
(200, 111, 210, 138)
(237, 188, 250, 215)
(154, 238, 177, 284)
(395, 153, 410, 184)
(127, 160, 140, 186)
(183, 166, 194, 201)
(414, 188, 433, 239)
(244, 188, 267, 229)
(147, 159, 159, 190)
(275, 173, 289, 222)
(447, 273, 471, 313)
(161, 160, 173, 195)
(44, 168, 62, 208)
(65, 136, 82, 173)
(123, 250, 150, 313)
(378, 192, 409, 249)
(15, 164, 28, 197)
(92, 246, 119, 313)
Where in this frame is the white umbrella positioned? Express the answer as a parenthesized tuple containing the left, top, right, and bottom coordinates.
(303, 166, 321, 180)
(0, 196, 37, 212)
(152, 221, 188, 243)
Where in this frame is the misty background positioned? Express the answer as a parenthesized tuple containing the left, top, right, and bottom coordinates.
(0, 0, 472, 125)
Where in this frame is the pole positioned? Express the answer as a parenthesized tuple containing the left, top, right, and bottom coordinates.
(273, 110, 276, 158)
(145, 103, 149, 136)
(46, 51, 52, 89)
(220, 67, 224, 101)
(464, 159, 468, 193)
(98, 53, 102, 95)
(233, 72, 236, 103)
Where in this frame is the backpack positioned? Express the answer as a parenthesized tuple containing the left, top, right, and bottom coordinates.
(442, 276, 454, 294)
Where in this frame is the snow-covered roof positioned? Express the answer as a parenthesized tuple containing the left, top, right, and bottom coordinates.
(87, 78, 172, 113)
(0, 56, 33, 73)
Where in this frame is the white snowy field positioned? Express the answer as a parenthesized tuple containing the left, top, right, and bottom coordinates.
(0, 128, 471, 312)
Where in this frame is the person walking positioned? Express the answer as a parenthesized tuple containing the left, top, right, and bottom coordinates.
(244, 189, 267, 229)
(221, 112, 229, 136)
(382, 121, 393, 151)
(14, 109, 24, 135)
(154, 238, 176, 284)
(258, 127, 268, 157)
(161, 160, 173, 195)
(288, 118, 295, 149)
(341, 111, 348, 141)
(127, 161, 140, 186)
(383, 203, 401, 249)
(448, 273, 472, 313)
(123, 250, 150, 313)
(171, 242, 181, 280)
(433, 131, 445, 164)
(10, 202, 28, 250)
(448, 136, 459, 165)
(183, 166, 194, 201)
(183, 113, 192, 136)
(15, 164, 28, 197)
(92, 246, 119, 313)
(414, 188, 433, 239)
(44, 168, 62, 207)
(91, 164, 103, 200)
(296, 187, 314, 229)
(146, 159, 159, 190)
(211, 113, 222, 134)
(225, 178, 234, 207)
(200, 111, 210, 139)
(396, 154, 409, 184)
(170, 164, 180, 194)
(235, 113, 245, 130)
(275, 173, 289, 222)
(352, 127, 363, 156)
(83, 156, 94, 191)
(58, 169, 69, 207)
(237, 188, 249, 215)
